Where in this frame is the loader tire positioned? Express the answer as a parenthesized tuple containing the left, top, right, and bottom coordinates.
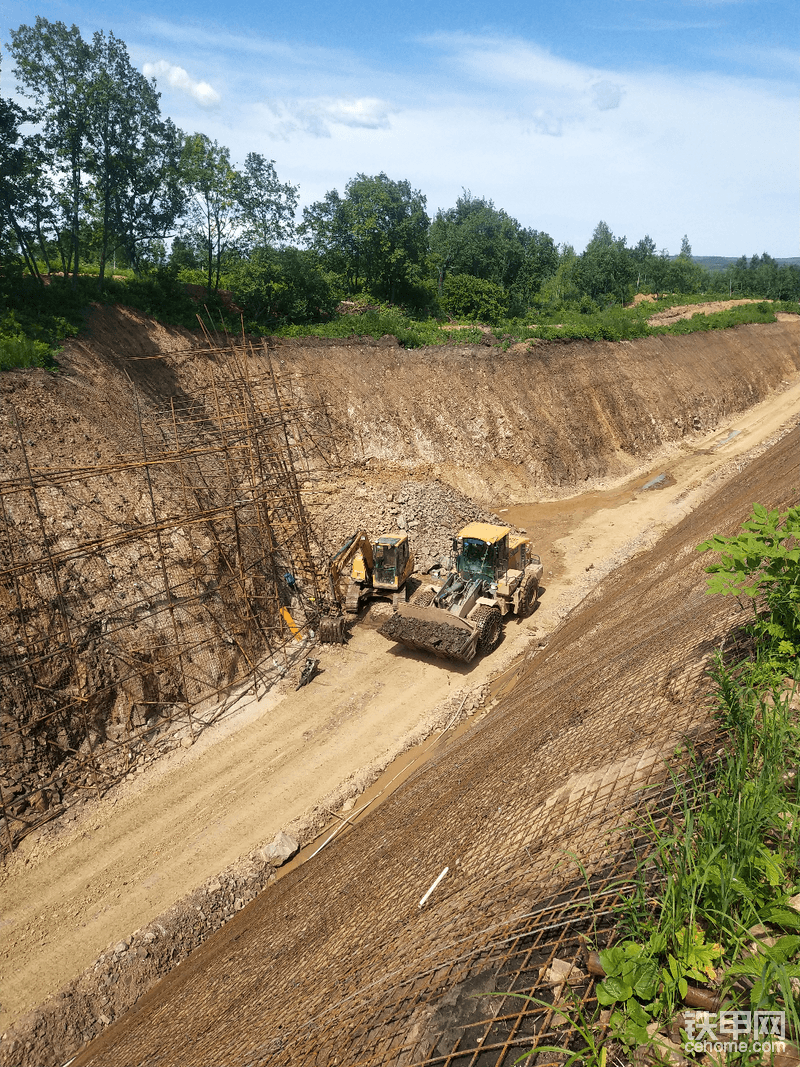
(473, 605, 502, 655)
(413, 588, 436, 607)
(517, 571, 539, 618)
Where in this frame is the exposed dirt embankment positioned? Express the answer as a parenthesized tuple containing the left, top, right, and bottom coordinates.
(280, 321, 800, 502)
(2, 306, 800, 1067)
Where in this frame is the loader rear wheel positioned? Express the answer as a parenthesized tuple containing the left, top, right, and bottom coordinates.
(473, 605, 502, 655)
(517, 572, 539, 618)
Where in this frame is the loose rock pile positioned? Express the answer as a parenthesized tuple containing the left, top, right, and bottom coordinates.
(378, 614, 477, 662)
(316, 476, 517, 572)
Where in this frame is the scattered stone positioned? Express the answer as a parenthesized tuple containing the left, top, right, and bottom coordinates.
(113, 939, 129, 955)
(542, 957, 585, 988)
(341, 797, 356, 812)
(262, 831, 299, 867)
(635, 1025, 689, 1067)
(180, 736, 194, 749)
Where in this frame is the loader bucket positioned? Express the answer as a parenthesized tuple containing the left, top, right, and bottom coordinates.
(378, 602, 480, 663)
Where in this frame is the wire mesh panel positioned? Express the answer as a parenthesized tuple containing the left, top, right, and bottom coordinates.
(69, 423, 800, 1067)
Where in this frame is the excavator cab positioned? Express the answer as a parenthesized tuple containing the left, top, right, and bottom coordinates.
(372, 534, 411, 591)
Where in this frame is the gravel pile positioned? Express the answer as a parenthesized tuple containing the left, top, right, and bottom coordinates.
(317, 475, 519, 573)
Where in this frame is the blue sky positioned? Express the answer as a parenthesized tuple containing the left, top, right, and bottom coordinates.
(2, 1, 798, 256)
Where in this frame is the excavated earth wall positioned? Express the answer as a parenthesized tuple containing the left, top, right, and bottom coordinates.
(0, 309, 798, 842)
(285, 320, 800, 501)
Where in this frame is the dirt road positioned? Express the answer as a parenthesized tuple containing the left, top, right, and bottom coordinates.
(2, 373, 800, 1037)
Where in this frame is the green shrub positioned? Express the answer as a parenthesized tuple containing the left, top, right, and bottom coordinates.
(440, 274, 508, 324)
(0, 330, 53, 371)
(227, 248, 337, 327)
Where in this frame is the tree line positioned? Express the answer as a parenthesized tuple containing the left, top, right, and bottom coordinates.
(2, 17, 799, 330)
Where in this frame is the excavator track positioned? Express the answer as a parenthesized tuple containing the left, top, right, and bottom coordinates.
(345, 580, 364, 614)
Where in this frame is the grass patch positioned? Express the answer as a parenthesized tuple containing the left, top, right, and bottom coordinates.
(275, 306, 485, 347)
(518, 504, 800, 1062)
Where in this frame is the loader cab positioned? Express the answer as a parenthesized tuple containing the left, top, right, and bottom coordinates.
(455, 523, 510, 583)
(372, 533, 410, 590)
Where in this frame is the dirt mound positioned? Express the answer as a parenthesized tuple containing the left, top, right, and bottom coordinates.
(647, 297, 770, 325)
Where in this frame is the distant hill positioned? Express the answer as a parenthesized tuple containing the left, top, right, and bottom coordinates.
(692, 256, 800, 272)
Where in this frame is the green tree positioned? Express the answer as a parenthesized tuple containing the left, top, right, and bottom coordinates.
(512, 228, 558, 312)
(430, 192, 517, 289)
(577, 221, 637, 305)
(108, 115, 185, 276)
(227, 246, 335, 325)
(181, 134, 239, 293)
(439, 273, 508, 323)
(632, 235, 656, 291)
(664, 234, 705, 294)
(83, 30, 183, 291)
(235, 152, 298, 252)
(648, 249, 673, 298)
(538, 243, 581, 309)
(300, 172, 429, 303)
(0, 63, 42, 281)
(9, 18, 94, 283)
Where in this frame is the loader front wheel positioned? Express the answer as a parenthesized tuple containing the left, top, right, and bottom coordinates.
(473, 605, 502, 655)
(517, 572, 539, 618)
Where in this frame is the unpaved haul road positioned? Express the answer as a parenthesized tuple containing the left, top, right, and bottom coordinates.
(2, 373, 800, 1033)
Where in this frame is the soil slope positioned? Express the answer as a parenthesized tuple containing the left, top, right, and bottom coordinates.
(275, 319, 800, 501)
(1, 308, 800, 1065)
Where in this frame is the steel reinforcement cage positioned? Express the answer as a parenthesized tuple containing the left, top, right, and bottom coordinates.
(0, 334, 341, 856)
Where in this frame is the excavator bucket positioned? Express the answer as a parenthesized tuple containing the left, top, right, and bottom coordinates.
(378, 602, 480, 663)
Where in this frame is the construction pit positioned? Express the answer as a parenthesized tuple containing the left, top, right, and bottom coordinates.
(1, 306, 800, 1067)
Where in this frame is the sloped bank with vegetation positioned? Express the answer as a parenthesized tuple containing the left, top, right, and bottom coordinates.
(531, 506, 800, 1067)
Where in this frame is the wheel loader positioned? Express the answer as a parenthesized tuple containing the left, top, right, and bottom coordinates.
(378, 522, 542, 663)
(319, 530, 415, 642)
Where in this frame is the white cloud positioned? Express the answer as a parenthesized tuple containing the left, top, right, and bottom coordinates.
(591, 80, 624, 110)
(123, 26, 796, 255)
(142, 60, 220, 107)
(262, 97, 392, 139)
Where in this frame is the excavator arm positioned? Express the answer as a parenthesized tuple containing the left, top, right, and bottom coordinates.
(327, 531, 374, 609)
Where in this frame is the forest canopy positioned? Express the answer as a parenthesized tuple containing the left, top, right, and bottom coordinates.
(1, 16, 798, 362)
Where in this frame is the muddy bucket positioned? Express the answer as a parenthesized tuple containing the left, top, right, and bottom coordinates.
(378, 603, 479, 663)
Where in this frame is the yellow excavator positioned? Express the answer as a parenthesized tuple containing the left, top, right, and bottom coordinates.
(378, 522, 542, 662)
(320, 530, 415, 642)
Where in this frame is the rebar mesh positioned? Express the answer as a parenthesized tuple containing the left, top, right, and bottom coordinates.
(0, 335, 340, 855)
(72, 421, 800, 1067)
